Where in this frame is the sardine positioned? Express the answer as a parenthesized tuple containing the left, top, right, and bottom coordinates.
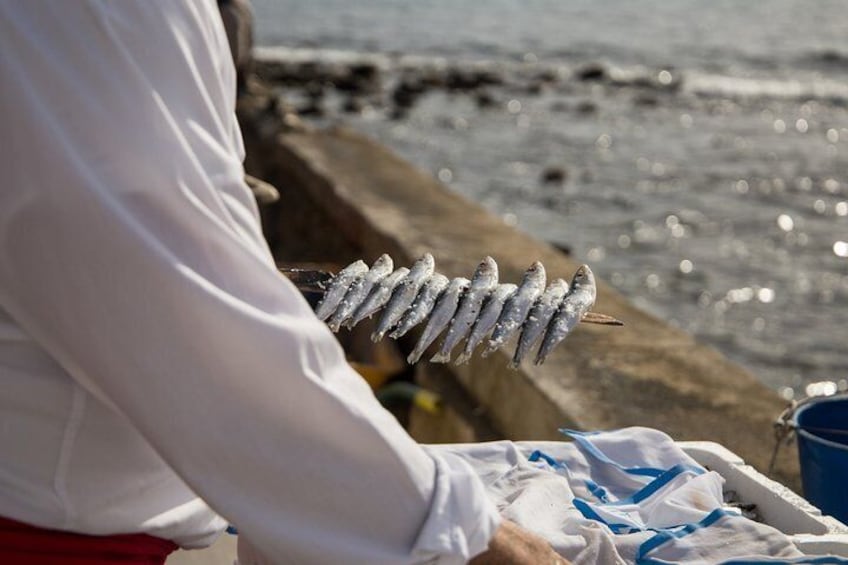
(455, 283, 517, 365)
(407, 277, 470, 364)
(511, 278, 569, 368)
(483, 261, 546, 356)
(327, 254, 394, 331)
(431, 256, 499, 363)
(347, 266, 410, 327)
(314, 260, 369, 321)
(535, 265, 597, 365)
(372, 253, 436, 342)
(389, 273, 450, 339)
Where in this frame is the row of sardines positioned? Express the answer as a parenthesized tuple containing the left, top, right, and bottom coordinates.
(315, 253, 618, 368)
(313, 254, 613, 368)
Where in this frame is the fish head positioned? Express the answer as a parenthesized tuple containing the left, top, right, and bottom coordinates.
(570, 264, 595, 289)
(525, 261, 546, 280)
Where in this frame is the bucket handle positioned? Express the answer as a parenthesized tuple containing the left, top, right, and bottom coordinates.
(768, 391, 848, 477)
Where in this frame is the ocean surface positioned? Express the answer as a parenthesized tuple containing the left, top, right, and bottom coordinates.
(251, 0, 848, 396)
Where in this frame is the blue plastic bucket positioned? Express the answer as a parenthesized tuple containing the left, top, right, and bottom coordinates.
(792, 395, 848, 524)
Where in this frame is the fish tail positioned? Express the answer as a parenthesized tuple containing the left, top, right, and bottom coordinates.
(481, 338, 501, 357)
(454, 350, 471, 365)
(430, 352, 450, 363)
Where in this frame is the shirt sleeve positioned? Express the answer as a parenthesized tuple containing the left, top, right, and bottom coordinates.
(0, 3, 500, 563)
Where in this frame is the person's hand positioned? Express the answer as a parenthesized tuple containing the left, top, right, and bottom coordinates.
(469, 519, 569, 565)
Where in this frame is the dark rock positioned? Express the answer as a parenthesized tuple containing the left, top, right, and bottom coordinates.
(525, 80, 545, 95)
(576, 63, 607, 82)
(445, 67, 504, 91)
(541, 166, 568, 185)
(342, 96, 366, 114)
(575, 100, 598, 114)
(392, 77, 428, 110)
(475, 90, 497, 108)
(633, 93, 659, 107)
(335, 62, 382, 95)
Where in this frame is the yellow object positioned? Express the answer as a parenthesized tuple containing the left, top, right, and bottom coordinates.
(348, 361, 395, 390)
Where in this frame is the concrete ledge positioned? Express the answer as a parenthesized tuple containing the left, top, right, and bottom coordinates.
(238, 96, 800, 490)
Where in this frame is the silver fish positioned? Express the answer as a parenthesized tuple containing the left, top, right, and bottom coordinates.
(372, 253, 435, 342)
(483, 261, 546, 356)
(327, 254, 394, 331)
(511, 278, 569, 368)
(389, 273, 450, 339)
(431, 256, 499, 363)
(455, 283, 517, 365)
(407, 277, 470, 364)
(535, 265, 597, 365)
(314, 260, 369, 321)
(347, 266, 410, 328)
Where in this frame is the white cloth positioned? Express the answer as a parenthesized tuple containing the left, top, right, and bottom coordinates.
(0, 2, 499, 563)
(431, 428, 848, 565)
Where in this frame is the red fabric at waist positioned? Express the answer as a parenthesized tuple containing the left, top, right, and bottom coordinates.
(0, 516, 178, 565)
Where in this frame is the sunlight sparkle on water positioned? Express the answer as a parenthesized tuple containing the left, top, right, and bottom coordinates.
(834, 241, 848, 258)
(777, 214, 794, 231)
(805, 381, 838, 397)
(757, 288, 775, 303)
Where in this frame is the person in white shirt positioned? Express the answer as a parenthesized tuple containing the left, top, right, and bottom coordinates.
(0, 2, 564, 563)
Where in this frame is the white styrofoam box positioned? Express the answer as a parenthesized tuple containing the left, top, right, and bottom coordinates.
(679, 441, 848, 558)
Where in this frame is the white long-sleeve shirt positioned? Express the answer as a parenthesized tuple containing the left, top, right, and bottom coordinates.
(0, 2, 499, 563)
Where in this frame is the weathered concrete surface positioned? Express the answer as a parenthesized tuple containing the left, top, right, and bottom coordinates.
(238, 96, 800, 491)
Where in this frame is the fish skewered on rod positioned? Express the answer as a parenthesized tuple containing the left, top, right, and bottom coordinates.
(281, 255, 620, 368)
(372, 253, 435, 342)
(430, 256, 498, 363)
(326, 254, 393, 331)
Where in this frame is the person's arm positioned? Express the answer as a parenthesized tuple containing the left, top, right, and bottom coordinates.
(0, 3, 499, 563)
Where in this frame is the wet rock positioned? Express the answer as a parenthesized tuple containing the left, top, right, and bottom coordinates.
(525, 80, 546, 95)
(633, 93, 659, 107)
(475, 90, 498, 109)
(575, 62, 607, 82)
(534, 69, 561, 84)
(392, 77, 428, 110)
(342, 96, 366, 114)
(541, 166, 568, 185)
(335, 62, 382, 95)
(575, 100, 598, 114)
(298, 102, 325, 117)
(445, 67, 504, 91)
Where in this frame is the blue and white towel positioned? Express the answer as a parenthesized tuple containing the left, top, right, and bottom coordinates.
(428, 427, 848, 565)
